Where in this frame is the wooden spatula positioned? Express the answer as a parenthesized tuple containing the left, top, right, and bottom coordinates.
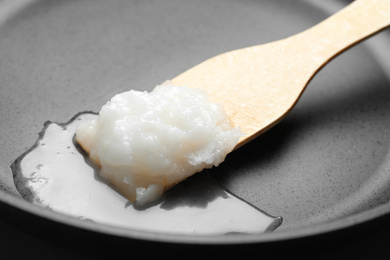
(171, 0, 390, 149)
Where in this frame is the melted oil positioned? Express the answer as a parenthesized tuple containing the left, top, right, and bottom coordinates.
(11, 112, 282, 235)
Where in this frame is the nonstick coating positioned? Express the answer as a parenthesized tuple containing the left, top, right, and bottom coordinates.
(0, 0, 390, 253)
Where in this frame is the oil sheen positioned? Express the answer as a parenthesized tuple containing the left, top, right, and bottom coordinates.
(12, 112, 282, 235)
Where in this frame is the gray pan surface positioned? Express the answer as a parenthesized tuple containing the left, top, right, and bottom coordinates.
(1, 0, 390, 256)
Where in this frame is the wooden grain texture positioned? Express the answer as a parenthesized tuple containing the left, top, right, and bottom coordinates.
(171, 0, 390, 148)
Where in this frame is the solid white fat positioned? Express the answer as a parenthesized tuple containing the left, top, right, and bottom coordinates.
(14, 113, 281, 234)
(76, 83, 242, 205)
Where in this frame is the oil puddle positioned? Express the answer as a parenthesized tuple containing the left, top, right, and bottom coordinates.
(11, 112, 282, 235)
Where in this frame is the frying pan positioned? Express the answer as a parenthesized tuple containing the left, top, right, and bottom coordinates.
(1, 0, 390, 258)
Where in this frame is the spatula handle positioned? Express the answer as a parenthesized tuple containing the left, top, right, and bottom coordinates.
(298, 0, 390, 68)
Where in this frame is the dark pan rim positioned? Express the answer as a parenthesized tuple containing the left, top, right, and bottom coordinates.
(1, 189, 390, 245)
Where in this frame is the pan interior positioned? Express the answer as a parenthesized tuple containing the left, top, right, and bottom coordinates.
(0, 0, 390, 242)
